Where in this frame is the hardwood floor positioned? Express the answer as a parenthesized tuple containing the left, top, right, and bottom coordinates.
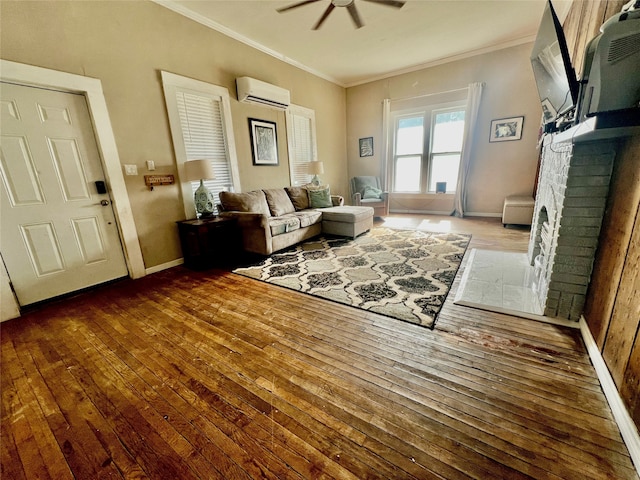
(2, 215, 638, 479)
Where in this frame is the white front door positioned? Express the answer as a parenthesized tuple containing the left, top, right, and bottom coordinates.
(0, 82, 128, 306)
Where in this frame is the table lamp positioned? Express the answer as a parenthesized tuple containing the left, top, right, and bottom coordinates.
(307, 161, 324, 186)
(184, 159, 216, 217)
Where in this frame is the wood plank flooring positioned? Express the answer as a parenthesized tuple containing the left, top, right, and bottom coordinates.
(2, 215, 638, 479)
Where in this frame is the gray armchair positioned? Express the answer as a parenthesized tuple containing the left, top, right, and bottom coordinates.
(350, 176, 389, 218)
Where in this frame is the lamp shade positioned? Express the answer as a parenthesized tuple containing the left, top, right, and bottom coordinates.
(183, 159, 215, 182)
(306, 161, 324, 175)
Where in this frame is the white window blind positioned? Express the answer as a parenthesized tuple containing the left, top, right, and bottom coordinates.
(286, 105, 317, 186)
(161, 71, 240, 219)
(176, 91, 232, 210)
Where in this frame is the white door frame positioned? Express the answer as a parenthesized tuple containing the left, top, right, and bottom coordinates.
(0, 60, 145, 320)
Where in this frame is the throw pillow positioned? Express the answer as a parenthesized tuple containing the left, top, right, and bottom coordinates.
(362, 185, 383, 199)
(219, 190, 271, 217)
(307, 186, 332, 208)
(264, 188, 296, 216)
(284, 186, 310, 211)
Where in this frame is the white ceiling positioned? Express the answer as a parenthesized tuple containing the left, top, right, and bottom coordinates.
(155, 0, 572, 87)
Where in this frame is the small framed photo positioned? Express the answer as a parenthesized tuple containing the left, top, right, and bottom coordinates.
(541, 98, 557, 124)
(489, 116, 524, 142)
(359, 137, 373, 157)
(248, 118, 278, 165)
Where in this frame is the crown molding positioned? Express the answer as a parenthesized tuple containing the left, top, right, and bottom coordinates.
(151, 0, 345, 87)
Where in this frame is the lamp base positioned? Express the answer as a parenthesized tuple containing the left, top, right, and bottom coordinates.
(194, 180, 215, 217)
(311, 174, 321, 186)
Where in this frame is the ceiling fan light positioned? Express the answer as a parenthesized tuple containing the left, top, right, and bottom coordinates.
(332, 0, 353, 7)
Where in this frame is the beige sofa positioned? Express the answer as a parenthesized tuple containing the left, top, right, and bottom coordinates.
(219, 186, 344, 255)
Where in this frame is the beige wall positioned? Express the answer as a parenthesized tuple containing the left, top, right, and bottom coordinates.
(1, 0, 542, 271)
(0, 0, 347, 269)
(346, 43, 543, 215)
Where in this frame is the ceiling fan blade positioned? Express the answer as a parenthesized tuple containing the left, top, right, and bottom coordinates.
(347, 3, 364, 28)
(277, 0, 322, 13)
(362, 0, 406, 8)
(313, 3, 335, 30)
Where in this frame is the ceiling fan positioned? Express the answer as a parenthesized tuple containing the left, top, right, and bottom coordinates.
(277, 0, 406, 30)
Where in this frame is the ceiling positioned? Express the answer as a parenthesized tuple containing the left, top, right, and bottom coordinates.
(155, 0, 572, 87)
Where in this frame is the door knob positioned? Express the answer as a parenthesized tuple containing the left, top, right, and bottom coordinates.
(100, 200, 110, 206)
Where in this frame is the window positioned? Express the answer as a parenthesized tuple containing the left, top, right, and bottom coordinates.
(161, 71, 241, 218)
(392, 103, 465, 193)
(285, 104, 317, 186)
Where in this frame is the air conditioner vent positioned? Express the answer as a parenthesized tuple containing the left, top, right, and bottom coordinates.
(608, 32, 640, 63)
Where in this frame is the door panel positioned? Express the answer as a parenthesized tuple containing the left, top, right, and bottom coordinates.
(71, 216, 109, 264)
(49, 138, 91, 201)
(0, 82, 128, 306)
(0, 135, 45, 205)
(20, 222, 65, 276)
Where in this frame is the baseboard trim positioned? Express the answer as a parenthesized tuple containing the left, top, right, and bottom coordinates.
(464, 211, 503, 218)
(389, 209, 454, 215)
(145, 258, 184, 275)
(580, 316, 640, 475)
(387, 210, 503, 218)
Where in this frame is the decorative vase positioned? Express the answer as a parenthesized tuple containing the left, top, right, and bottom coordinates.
(194, 179, 215, 217)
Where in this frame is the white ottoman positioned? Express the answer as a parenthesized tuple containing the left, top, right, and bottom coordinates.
(321, 206, 374, 239)
(502, 195, 535, 226)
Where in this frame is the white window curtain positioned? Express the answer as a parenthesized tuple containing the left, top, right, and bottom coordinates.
(452, 82, 484, 218)
(286, 104, 318, 186)
(161, 71, 241, 219)
(382, 98, 391, 191)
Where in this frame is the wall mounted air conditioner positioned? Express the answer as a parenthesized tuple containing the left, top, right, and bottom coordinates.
(236, 76, 290, 110)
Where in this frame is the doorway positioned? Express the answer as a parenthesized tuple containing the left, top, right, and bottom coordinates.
(0, 60, 145, 319)
(1, 82, 129, 305)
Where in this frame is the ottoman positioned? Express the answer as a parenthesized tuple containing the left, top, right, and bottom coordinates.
(502, 195, 535, 226)
(320, 206, 374, 239)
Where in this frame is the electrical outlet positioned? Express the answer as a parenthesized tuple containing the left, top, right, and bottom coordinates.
(124, 164, 138, 176)
(146, 160, 155, 171)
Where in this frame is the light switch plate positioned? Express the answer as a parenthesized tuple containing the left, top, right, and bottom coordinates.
(146, 160, 155, 171)
(124, 164, 138, 176)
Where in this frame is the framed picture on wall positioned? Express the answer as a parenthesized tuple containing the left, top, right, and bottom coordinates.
(249, 118, 279, 165)
(359, 137, 373, 157)
(489, 116, 524, 142)
(541, 99, 556, 124)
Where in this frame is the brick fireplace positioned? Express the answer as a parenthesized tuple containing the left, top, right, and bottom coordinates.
(527, 134, 618, 320)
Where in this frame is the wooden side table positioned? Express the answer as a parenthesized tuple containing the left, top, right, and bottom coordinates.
(176, 216, 239, 270)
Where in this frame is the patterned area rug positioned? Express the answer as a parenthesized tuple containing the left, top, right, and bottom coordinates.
(233, 227, 471, 329)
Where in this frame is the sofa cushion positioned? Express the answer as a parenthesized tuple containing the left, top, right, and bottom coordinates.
(308, 186, 332, 208)
(219, 190, 271, 217)
(290, 210, 322, 228)
(268, 214, 300, 236)
(321, 205, 374, 223)
(284, 186, 310, 211)
(264, 188, 296, 217)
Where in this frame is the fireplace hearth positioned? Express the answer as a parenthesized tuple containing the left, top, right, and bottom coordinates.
(527, 133, 618, 320)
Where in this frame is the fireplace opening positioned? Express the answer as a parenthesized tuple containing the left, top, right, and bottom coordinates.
(531, 206, 551, 307)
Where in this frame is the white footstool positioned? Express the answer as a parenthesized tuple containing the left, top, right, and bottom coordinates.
(502, 195, 534, 226)
(320, 206, 374, 239)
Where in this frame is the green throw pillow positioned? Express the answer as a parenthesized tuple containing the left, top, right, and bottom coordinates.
(308, 187, 332, 208)
(362, 185, 383, 199)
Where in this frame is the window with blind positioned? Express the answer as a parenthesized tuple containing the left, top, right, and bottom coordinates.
(285, 104, 317, 186)
(161, 71, 241, 218)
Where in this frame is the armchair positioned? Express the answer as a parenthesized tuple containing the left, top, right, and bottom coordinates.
(350, 176, 389, 218)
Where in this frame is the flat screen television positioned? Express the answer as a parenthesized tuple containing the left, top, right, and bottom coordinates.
(530, 0, 579, 125)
